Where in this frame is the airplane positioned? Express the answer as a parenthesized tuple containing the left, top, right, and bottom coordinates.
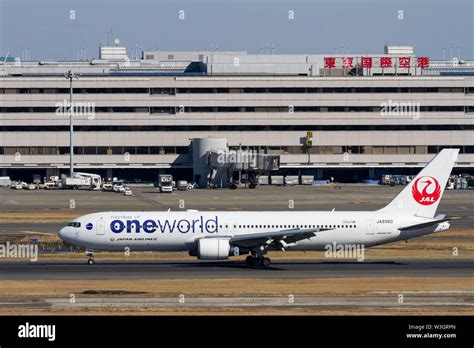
(59, 149, 459, 267)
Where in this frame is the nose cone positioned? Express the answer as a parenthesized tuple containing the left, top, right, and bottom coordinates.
(58, 228, 66, 241)
(58, 227, 74, 243)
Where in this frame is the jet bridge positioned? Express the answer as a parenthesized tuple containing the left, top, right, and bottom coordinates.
(191, 138, 279, 188)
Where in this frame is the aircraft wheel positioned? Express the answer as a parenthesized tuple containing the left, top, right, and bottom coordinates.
(87, 258, 95, 265)
(245, 255, 254, 266)
(262, 257, 271, 267)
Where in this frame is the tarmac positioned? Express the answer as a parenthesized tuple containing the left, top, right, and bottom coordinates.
(0, 259, 471, 280)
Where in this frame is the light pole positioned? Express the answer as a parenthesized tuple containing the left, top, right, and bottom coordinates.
(64, 70, 78, 176)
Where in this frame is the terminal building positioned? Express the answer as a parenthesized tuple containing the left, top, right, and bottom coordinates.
(1, 45, 473, 183)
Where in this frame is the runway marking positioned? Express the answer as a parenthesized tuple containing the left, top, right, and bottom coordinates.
(19, 231, 56, 236)
(373, 290, 474, 294)
(41, 295, 474, 309)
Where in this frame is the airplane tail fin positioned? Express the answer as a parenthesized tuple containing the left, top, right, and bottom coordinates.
(378, 149, 459, 218)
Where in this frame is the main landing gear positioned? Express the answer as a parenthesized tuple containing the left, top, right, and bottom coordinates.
(245, 255, 271, 267)
(86, 250, 95, 265)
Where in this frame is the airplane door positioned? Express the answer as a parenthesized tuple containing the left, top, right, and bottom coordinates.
(366, 220, 375, 235)
(97, 219, 105, 235)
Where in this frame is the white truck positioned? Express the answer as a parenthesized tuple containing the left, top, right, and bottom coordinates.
(0, 176, 12, 187)
(62, 172, 102, 190)
(158, 174, 173, 193)
(64, 176, 91, 188)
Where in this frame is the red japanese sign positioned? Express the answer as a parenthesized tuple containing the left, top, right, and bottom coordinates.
(342, 57, 353, 68)
(399, 57, 410, 68)
(322, 56, 430, 69)
(361, 57, 372, 68)
(324, 57, 336, 68)
(417, 57, 430, 68)
(380, 57, 392, 68)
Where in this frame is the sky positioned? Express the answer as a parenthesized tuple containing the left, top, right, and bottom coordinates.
(0, 0, 472, 61)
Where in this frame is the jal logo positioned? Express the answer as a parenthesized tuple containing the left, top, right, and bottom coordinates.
(411, 176, 441, 205)
(86, 223, 93, 230)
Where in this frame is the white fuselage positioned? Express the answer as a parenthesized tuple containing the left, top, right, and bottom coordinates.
(58, 210, 449, 252)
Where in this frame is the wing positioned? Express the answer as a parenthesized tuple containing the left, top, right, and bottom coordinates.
(230, 227, 333, 250)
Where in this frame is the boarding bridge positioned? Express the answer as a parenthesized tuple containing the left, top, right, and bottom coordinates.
(207, 150, 279, 188)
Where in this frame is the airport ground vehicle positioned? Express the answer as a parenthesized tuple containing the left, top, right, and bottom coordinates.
(270, 175, 284, 185)
(158, 174, 173, 193)
(63, 176, 91, 189)
(301, 175, 314, 185)
(10, 182, 24, 190)
(43, 182, 57, 189)
(112, 181, 125, 193)
(102, 182, 113, 191)
(0, 176, 12, 187)
(23, 183, 37, 190)
(284, 176, 297, 186)
(59, 150, 459, 267)
(123, 187, 133, 196)
(62, 172, 102, 190)
(187, 182, 199, 190)
(177, 180, 188, 190)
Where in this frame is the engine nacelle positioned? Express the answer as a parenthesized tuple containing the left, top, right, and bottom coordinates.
(196, 238, 231, 260)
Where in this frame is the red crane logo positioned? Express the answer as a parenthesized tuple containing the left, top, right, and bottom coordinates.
(411, 176, 441, 205)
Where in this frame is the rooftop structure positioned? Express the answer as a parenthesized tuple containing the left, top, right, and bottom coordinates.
(1, 45, 473, 182)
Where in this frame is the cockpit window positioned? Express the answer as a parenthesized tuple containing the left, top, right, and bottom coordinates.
(67, 222, 81, 228)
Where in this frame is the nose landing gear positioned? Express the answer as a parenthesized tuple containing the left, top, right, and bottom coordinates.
(86, 250, 95, 265)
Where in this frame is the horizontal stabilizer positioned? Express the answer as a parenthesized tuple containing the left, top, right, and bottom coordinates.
(398, 215, 458, 231)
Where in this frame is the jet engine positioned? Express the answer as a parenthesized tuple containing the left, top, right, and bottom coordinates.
(196, 238, 231, 260)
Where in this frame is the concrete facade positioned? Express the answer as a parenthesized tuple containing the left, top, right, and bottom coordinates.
(1, 52, 474, 181)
